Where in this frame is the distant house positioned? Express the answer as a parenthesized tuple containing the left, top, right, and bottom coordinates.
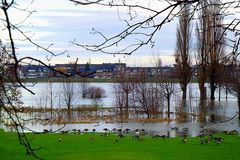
(113, 63, 127, 78)
(53, 63, 121, 79)
(95, 70, 113, 79)
(18, 62, 185, 80)
(19, 65, 49, 79)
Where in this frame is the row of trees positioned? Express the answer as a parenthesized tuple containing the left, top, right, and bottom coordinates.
(114, 63, 176, 120)
(174, 0, 240, 120)
(175, 0, 226, 101)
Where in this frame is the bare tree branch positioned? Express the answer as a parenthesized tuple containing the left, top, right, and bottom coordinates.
(71, 0, 199, 55)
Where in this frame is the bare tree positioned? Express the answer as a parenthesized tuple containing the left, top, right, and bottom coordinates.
(61, 78, 76, 110)
(113, 83, 125, 119)
(70, 0, 201, 55)
(115, 72, 135, 119)
(0, 42, 46, 158)
(195, 0, 226, 101)
(79, 78, 89, 98)
(159, 80, 176, 120)
(45, 81, 55, 131)
(196, 1, 209, 101)
(207, 0, 225, 100)
(216, 58, 230, 101)
(215, 62, 226, 101)
(70, 1, 240, 58)
(155, 58, 176, 120)
(0, 39, 38, 157)
(0, 41, 23, 108)
(79, 62, 91, 97)
(175, 3, 192, 100)
(133, 72, 163, 119)
(227, 63, 240, 119)
(61, 78, 77, 122)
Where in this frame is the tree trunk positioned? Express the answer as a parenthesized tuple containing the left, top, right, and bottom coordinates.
(210, 81, 215, 100)
(199, 82, 206, 100)
(199, 100, 206, 122)
(182, 86, 187, 100)
(167, 96, 170, 120)
(238, 97, 240, 120)
(120, 104, 123, 120)
(218, 87, 221, 101)
(67, 110, 71, 123)
(125, 92, 129, 119)
(147, 113, 150, 119)
(225, 88, 228, 100)
(0, 108, 1, 125)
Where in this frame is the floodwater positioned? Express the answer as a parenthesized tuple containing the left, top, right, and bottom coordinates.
(19, 82, 236, 108)
(20, 82, 115, 108)
(1, 82, 239, 136)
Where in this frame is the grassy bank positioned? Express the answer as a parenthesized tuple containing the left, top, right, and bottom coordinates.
(0, 131, 239, 160)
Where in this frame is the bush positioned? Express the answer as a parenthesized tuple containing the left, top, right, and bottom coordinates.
(86, 86, 105, 99)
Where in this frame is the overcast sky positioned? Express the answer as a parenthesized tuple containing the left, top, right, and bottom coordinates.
(6, 0, 181, 66)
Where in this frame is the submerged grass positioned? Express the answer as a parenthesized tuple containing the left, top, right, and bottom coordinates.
(0, 130, 239, 160)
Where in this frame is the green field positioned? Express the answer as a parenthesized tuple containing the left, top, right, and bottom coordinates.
(0, 131, 239, 160)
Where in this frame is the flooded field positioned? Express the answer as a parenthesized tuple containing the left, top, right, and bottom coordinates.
(0, 82, 239, 136)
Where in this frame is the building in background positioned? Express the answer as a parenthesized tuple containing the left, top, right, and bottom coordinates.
(18, 63, 179, 80)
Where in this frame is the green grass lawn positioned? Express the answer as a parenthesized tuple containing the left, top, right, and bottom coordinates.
(0, 131, 239, 160)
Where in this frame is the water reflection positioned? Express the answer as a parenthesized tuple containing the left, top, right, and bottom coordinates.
(1, 100, 239, 137)
(199, 100, 207, 123)
(175, 101, 187, 122)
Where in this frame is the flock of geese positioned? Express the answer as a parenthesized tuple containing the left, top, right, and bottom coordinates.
(42, 125, 239, 145)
